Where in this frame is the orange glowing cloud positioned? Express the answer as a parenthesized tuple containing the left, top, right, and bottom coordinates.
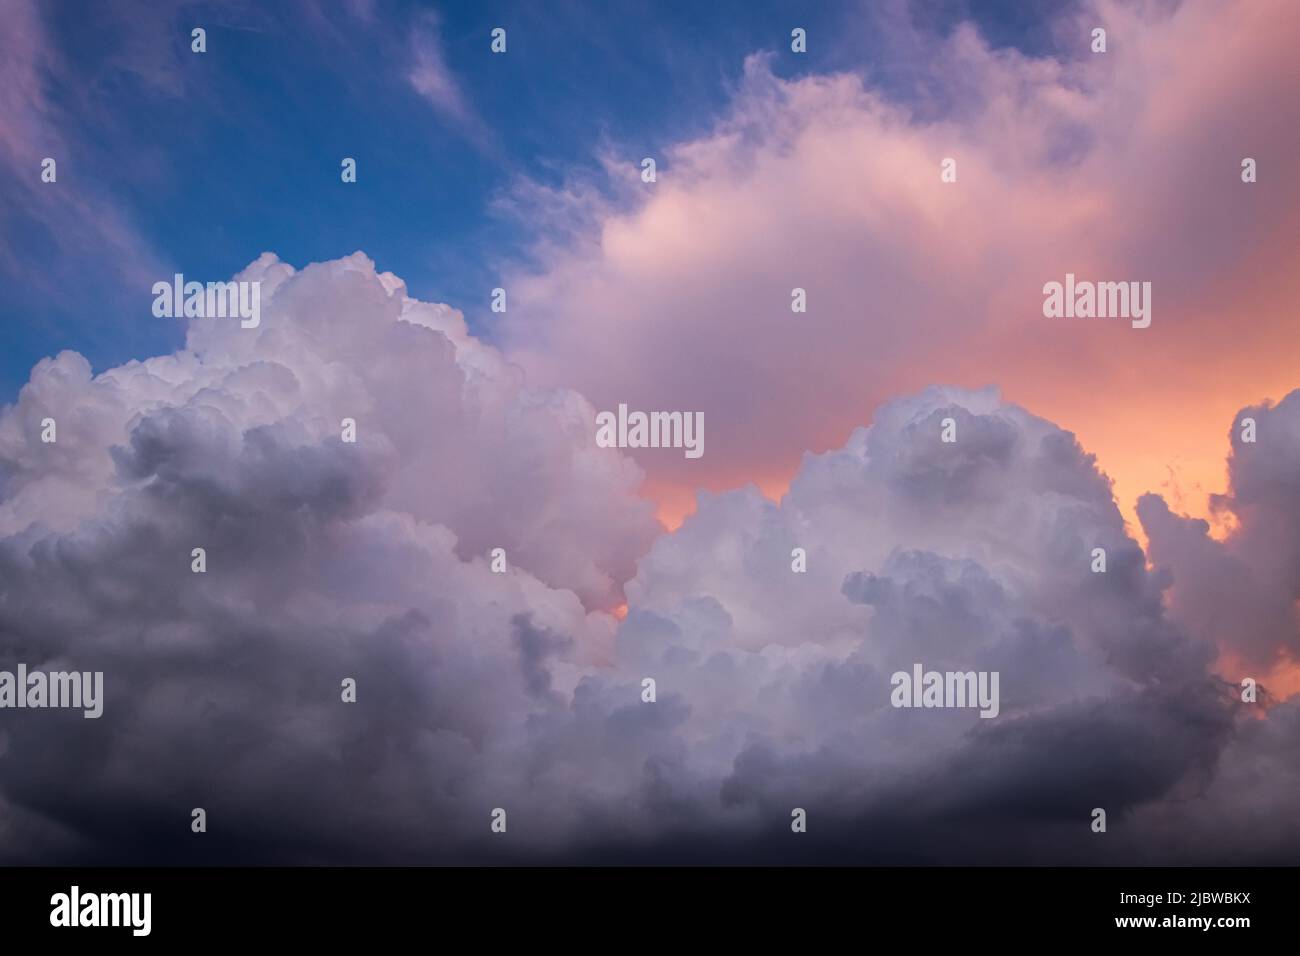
(504, 0, 1300, 554)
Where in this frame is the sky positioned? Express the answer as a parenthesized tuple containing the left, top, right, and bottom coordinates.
(2, 0, 1074, 397)
(1, 0, 1299, 865)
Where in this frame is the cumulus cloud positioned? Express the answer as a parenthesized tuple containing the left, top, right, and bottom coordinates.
(2, 273, 1287, 862)
(1, 252, 657, 609)
(0, 252, 659, 862)
(1140, 389, 1300, 678)
(604, 385, 1236, 862)
(495, 0, 1300, 529)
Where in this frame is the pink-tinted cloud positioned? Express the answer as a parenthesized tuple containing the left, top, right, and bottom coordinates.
(1141, 388, 1300, 682)
(497, 0, 1300, 532)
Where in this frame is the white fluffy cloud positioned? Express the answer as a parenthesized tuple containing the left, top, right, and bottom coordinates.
(0, 252, 657, 610)
(0, 253, 654, 861)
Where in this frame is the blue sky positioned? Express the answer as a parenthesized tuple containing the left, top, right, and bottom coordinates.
(1, 0, 1072, 400)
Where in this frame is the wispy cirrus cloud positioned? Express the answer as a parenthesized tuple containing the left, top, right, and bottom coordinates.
(406, 12, 495, 151)
(0, 0, 165, 289)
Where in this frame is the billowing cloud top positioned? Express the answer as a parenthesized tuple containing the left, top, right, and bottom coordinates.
(1, 256, 1294, 863)
(497, 0, 1300, 534)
